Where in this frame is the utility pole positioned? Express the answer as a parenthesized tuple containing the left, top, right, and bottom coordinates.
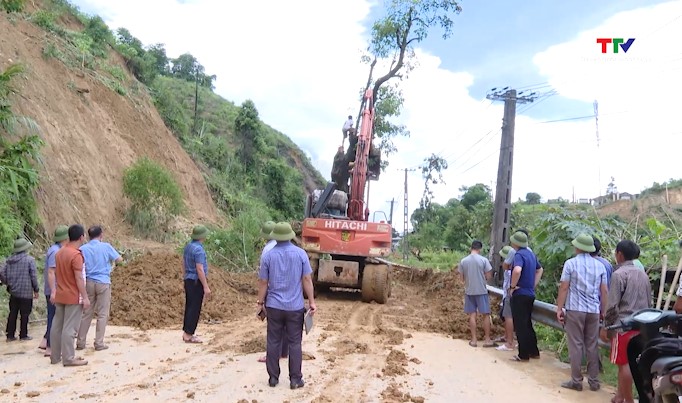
(486, 88, 535, 285)
(193, 63, 200, 135)
(594, 100, 600, 198)
(401, 168, 416, 262)
(387, 198, 395, 225)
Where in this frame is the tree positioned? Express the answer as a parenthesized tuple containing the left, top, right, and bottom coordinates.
(146, 43, 170, 76)
(359, 0, 462, 165)
(235, 100, 264, 171)
(460, 183, 491, 210)
(526, 192, 541, 204)
(419, 153, 448, 210)
(170, 53, 216, 89)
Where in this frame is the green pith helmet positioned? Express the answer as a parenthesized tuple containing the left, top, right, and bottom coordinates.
(191, 225, 209, 240)
(261, 221, 276, 238)
(13, 238, 32, 254)
(510, 231, 528, 248)
(53, 225, 69, 243)
(499, 245, 513, 258)
(269, 222, 296, 242)
(571, 233, 596, 253)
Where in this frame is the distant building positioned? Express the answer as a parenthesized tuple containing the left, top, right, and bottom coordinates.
(591, 192, 638, 206)
(577, 198, 590, 204)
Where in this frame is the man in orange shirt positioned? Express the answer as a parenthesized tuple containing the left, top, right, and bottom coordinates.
(50, 224, 90, 367)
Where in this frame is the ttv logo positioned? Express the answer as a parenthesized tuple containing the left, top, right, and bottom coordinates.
(596, 38, 635, 53)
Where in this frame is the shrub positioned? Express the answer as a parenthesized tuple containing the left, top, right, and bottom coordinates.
(31, 10, 57, 31)
(0, 185, 22, 256)
(122, 157, 185, 240)
(203, 203, 272, 272)
(1, 0, 24, 13)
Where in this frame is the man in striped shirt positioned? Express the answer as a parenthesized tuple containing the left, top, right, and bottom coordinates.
(556, 233, 608, 392)
(257, 222, 317, 390)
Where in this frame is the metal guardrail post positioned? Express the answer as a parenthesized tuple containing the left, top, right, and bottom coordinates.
(487, 285, 610, 349)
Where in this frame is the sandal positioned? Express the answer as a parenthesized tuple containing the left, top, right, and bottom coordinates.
(183, 336, 203, 344)
(257, 356, 266, 363)
(510, 355, 529, 362)
(482, 341, 498, 348)
(468, 341, 477, 347)
(610, 397, 625, 403)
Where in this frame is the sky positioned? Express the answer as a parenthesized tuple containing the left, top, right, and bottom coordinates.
(71, 0, 682, 231)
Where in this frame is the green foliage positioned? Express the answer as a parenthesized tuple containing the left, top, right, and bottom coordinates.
(83, 15, 113, 55)
(31, 10, 58, 31)
(122, 157, 185, 240)
(641, 178, 682, 196)
(235, 99, 264, 171)
(203, 204, 272, 272)
(261, 159, 305, 220)
(1, 0, 24, 13)
(525, 192, 541, 204)
(0, 64, 43, 251)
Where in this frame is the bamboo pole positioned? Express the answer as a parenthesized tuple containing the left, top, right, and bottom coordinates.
(663, 256, 682, 310)
(656, 255, 668, 309)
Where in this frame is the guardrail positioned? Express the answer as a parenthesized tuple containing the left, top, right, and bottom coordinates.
(487, 285, 610, 349)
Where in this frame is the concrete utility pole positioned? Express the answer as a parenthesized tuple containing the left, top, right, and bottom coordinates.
(387, 198, 395, 225)
(402, 168, 416, 262)
(486, 88, 535, 285)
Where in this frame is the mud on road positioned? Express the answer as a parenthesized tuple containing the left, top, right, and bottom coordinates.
(0, 251, 616, 402)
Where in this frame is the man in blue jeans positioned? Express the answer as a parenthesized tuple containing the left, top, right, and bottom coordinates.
(509, 231, 544, 362)
(40, 225, 69, 357)
(257, 222, 317, 390)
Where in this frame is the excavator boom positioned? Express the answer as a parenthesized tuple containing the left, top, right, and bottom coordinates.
(348, 88, 374, 222)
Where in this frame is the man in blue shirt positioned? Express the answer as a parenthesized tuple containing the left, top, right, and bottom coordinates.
(591, 237, 613, 287)
(77, 226, 122, 351)
(258, 221, 289, 363)
(40, 225, 69, 357)
(508, 231, 544, 362)
(257, 222, 317, 390)
(182, 225, 210, 344)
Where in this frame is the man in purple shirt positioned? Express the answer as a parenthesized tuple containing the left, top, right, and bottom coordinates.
(257, 222, 317, 390)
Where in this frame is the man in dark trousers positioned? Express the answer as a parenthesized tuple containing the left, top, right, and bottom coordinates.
(182, 225, 210, 344)
(40, 225, 68, 357)
(257, 222, 317, 390)
(508, 231, 544, 362)
(1, 238, 39, 342)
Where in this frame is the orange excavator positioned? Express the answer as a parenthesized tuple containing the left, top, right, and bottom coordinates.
(301, 88, 393, 304)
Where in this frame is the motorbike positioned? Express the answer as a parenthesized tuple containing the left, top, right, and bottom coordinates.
(606, 308, 682, 403)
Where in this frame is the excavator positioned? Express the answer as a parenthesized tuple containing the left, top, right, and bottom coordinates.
(300, 88, 393, 304)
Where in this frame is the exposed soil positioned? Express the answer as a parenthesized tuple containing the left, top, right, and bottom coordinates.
(0, 9, 219, 240)
(109, 251, 255, 330)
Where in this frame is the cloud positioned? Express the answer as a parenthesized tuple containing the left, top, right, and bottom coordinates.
(72, 0, 682, 233)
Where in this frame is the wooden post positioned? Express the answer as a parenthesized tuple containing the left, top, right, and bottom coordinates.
(656, 255, 668, 309)
(663, 256, 682, 310)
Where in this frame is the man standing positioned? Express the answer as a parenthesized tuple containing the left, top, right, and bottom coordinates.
(591, 237, 613, 287)
(509, 231, 544, 362)
(182, 225, 210, 344)
(1, 238, 39, 342)
(497, 246, 515, 351)
(602, 240, 651, 403)
(342, 115, 353, 140)
(556, 234, 608, 392)
(50, 224, 90, 367)
(257, 222, 317, 390)
(39, 225, 68, 357)
(457, 240, 496, 348)
(258, 221, 289, 363)
(77, 226, 122, 351)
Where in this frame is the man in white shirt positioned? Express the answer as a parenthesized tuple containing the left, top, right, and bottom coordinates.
(342, 115, 353, 139)
(257, 221, 288, 363)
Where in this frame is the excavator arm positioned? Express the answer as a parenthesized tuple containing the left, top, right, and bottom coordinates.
(348, 88, 374, 222)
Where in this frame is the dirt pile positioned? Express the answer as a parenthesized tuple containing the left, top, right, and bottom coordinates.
(110, 251, 254, 330)
(0, 9, 218, 239)
(386, 267, 503, 340)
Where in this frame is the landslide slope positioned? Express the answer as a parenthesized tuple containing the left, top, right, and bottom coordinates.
(0, 9, 218, 236)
